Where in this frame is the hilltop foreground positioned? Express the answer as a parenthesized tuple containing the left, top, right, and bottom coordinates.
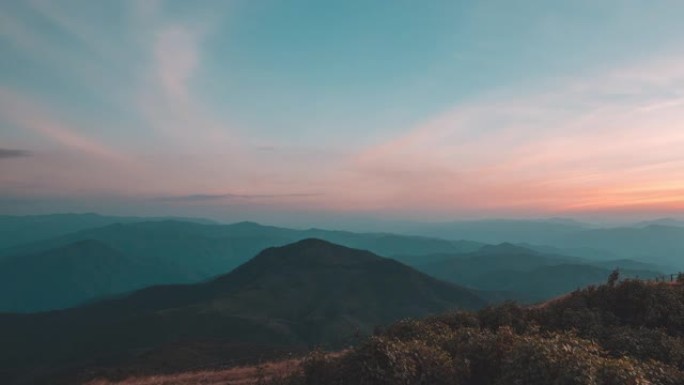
(94, 279, 684, 385)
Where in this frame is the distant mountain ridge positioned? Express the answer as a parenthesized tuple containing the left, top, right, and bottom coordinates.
(1, 215, 674, 312)
(416, 243, 662, 302)
(631, 217, 684, 228)
(0, 239, 486, 384)
(388, 219, 591, 245)
(0, 220, 483, 312)
(557, 224, 684, 267)
(379, 218, 684, 269)
(0, 213, 217, 249)
(0, 239, 180, 312)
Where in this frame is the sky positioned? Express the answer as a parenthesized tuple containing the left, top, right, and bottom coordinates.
(2, 0, 684, 225)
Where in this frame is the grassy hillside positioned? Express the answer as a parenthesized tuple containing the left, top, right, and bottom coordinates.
(85, 358, 304, 385)
(88, 279, 684, 385)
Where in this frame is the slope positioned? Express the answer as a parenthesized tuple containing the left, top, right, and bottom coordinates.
(0, 239, 486, 384)
(0, 240, 178, 312)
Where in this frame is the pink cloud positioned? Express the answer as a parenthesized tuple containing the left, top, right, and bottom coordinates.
(154, 25, 200, 101)
(4, 2, 684, 219)
(0, 88, 128, 162)
(340, 55, 684, 216)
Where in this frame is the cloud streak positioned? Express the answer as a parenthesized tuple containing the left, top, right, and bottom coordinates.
(154, 25, 200, 101)
(3, 1, 684, 220)
(346, 54, 684, 216)
(153, 192, 323, 203)
(0, 88, 128, 162)
(0, 148, 31, 159)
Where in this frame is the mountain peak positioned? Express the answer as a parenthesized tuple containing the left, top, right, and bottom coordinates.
(230, 220, 265, 228)
(247, 238, 382, 268)
(477, 242, 536, 255)
(282, 237, 350, 250)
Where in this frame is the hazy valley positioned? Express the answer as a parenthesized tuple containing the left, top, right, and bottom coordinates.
(0, 214, 681, 384)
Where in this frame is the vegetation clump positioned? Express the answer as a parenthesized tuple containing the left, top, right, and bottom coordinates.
(271, 280, 684, 385)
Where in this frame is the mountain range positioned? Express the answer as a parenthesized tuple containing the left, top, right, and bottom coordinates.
(0, 240, 179, 312)
(382, 218, 684, 268)
(0, 214, 672, 312)
(0, 219, 481, 312)
(0, 213, 680, 384)
(0, 213, 216, 250)
(0, 239, 486, 384)
(415, 243, 661, 302)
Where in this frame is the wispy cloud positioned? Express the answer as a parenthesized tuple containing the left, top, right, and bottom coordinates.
(0, 88, 128, 162)
(0, 2, 139, 108)
(2, 1, 684, 219)
(0, 148, 32, 159)
(27, 0, 122, 63)
(154, 25, 200, 101)
(347, 54, 684, 215)
(135, 13, 236, 149)
(153, 192, 323, 203)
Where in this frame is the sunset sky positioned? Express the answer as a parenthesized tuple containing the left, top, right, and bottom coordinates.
(2, 0, 684, 224)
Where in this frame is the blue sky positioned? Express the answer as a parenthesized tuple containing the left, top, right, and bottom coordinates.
(2, 0, 684, 224)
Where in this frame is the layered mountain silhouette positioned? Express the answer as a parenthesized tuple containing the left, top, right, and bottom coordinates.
(1, 216, 669, 312)
(632, 217, 684, 227)
(0, 240, 181, 312)
(391, 219, 590, 245)
(0, 213, 215, 249)
(557, 224, 684, 267)
(389, 219, 684, 269)
(417, 243, 662, 302)
(0, 220, 482, 312)
(0, 239, 485, 384)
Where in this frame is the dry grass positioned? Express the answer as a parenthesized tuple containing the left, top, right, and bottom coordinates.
(84, 358, 302, 385)
(530, 292, 572, 309)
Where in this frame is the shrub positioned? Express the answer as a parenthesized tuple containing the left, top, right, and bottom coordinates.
(497, 334, 600, 385)
(351, 336, 464, 385)
(597, 357, 650, 385)
(269, 281, 684, 385)
(601, 327, 684, 369)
